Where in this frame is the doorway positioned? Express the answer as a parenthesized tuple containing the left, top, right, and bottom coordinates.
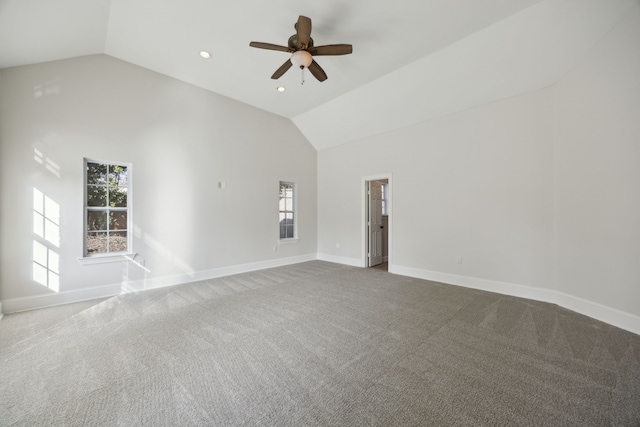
(364, 175, 391, 270)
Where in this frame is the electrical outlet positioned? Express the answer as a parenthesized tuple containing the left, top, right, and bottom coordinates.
(457, 257, 463, 264)
(273, 245, 277, 252)
(336, 243, 341, 249)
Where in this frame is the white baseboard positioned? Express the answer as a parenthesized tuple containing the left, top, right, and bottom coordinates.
(1, 253, 318, 314)
(121, 253, 318, 293)
(391, 264, 640, 336)
(317, 253, 364, 268)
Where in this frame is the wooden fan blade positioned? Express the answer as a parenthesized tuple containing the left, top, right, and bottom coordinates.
(308, 60, 327, 82)
(310, 44, 353, 56)
(271, 60, 293, 79)
(296, 16, 312, 48)
(250, 42, 294, 53)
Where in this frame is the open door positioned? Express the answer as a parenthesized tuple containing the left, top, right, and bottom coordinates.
(368, 180, 383, 267)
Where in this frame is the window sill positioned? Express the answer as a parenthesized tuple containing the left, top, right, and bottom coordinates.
(78, 253, 136, 266)
(278, 238, 299, 245)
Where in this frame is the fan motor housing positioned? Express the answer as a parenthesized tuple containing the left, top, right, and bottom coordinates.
(288, 35, 314, 50)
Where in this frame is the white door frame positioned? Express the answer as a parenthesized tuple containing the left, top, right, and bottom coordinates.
(362, 173, 392, 268)
(368, 180, 384, 267)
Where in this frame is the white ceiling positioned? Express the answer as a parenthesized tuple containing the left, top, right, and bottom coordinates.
(1, 0, 637, 150)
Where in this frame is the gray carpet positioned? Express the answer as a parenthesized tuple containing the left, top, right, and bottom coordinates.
(1, 261, 639, 426)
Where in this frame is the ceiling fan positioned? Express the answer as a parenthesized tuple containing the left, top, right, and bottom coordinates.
(250, 15, 353, 83)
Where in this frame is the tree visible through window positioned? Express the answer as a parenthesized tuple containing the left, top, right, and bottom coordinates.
(85, 160, 130, 255)
(279, 181, 296, 239)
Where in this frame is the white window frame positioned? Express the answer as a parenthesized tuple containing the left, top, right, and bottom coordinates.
(278, 181, 298, 244)
(79, 158, 133, 265)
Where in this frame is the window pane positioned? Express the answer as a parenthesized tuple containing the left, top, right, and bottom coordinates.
(86, 231, 107, 254)
(109, 186, 127, 207)
(279, 215, 291, 239)
(109, 231, 128, 252)
(87, 211, 107, 231)
(110, 211, 127, 230)
(109, 165, 128, 187)
(285, 198, 293, 211)
(280, 182, 293, 194)
(87, 185, 107, 207)
(279, 212, 294, 239)
(87, 163, 107, 185)
(280, 224, 294, 239)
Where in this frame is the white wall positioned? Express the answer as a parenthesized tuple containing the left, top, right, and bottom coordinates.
(317, 5, 640, 333)
(319, 87, 555, 287)
(553, 7, 640, 319)
(0, 55, 317, 311)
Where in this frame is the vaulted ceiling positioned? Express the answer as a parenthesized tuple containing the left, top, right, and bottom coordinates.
(1, 0, 636, 150)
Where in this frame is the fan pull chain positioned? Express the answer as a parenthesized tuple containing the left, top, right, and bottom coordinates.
(301, 67, 305, 85)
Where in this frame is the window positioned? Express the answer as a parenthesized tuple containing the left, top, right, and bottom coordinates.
(381, 182, 389, 216)
(84, 160, 131, 256)
(279, 181, 296, 240)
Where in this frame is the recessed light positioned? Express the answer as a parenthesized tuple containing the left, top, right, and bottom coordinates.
(199, 50, 211, 59)
(277, 86, 286, 92)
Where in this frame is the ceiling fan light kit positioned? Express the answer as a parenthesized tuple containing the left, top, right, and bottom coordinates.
(291, 51, 312, 69)
(250, 15, 352, 84)
(290, 50, 313, 85)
